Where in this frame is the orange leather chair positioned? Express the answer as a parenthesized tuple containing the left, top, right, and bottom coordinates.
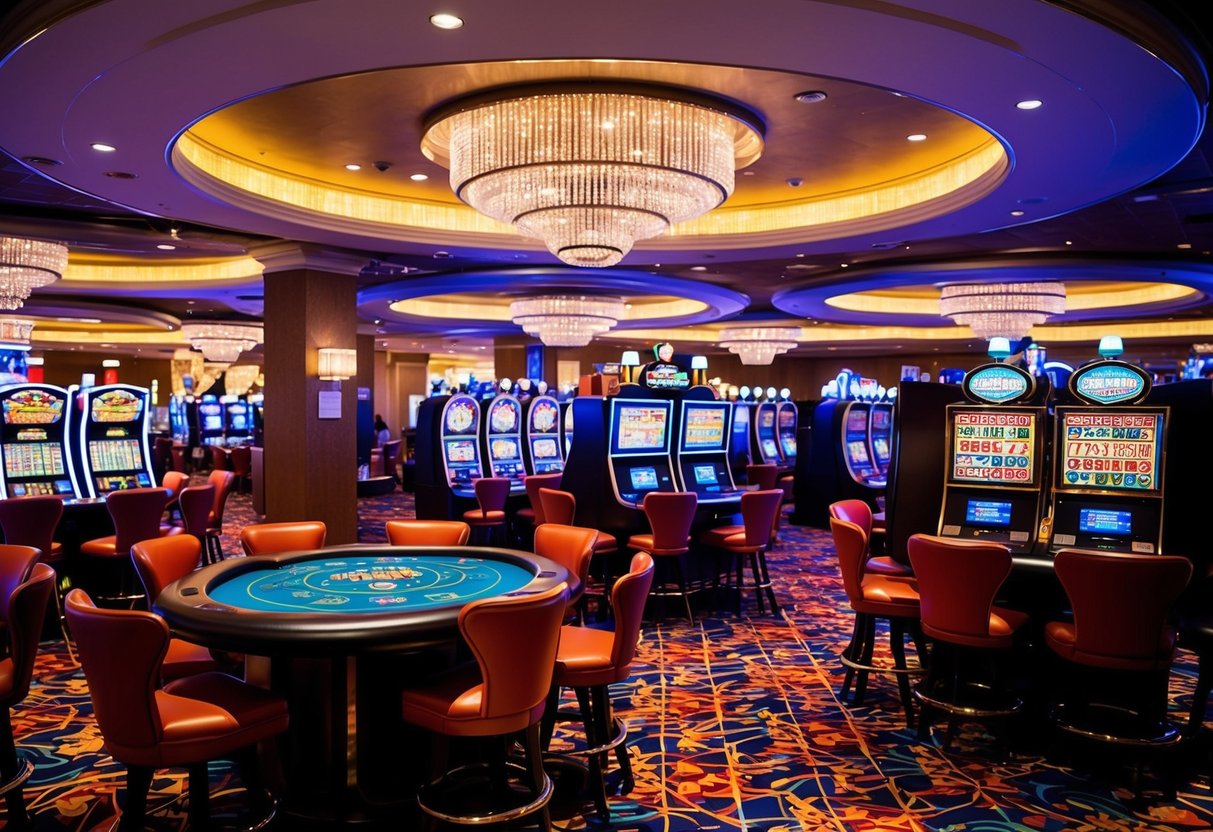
(159, 470, 188, 516)
(545, 552, 654, 820)
(153, 436, 174, 481)
(65, 589, 288, 830)
(80, 487, 171, 607)
(203, 469, 236, 564)
(701, 489, 783, 616)
(906, 534, 1027, 746)
(0, 498, 70, 650)
(385, 519, 471, 546)
(229, 445, 252, 494)
(163, 483, 215, 546)
(627, 491, 697, 622)
(533, 523, 597, 620)
(514, 472, 562, 544)
(131, 535, 227, 682)
(539, 487, 618, 618)
(462, 477, 510, 545)
(829, 516, 923, 725)
(402, 583, 568, 828)
(169, 444, 188, 474)
(830, 499, 912, 578)
(745, 463, 784, 547)
(0, 562, 54, 826)
(1047, 549, 1191, 747)
(240, 521, 327, 557)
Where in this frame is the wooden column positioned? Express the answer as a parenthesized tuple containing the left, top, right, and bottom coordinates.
(256, 245, 367, 545)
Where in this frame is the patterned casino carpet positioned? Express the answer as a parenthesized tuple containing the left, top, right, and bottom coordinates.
(8, 482, 1213, 831)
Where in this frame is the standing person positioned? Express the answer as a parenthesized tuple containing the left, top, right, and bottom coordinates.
(374, 414, 391, 448)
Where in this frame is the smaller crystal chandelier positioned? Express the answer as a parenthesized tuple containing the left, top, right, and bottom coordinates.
(180, 320, 264, 365)
(510, 295, 625, 347)
(939, 282, 1066, 341)
(223, 364, 261, 396)
(718, 326, 802, 365)
(0, 237, 69, 311)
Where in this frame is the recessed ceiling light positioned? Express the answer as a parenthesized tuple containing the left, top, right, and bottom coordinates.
(1178, 243, 1192, 249)
(429, 13, 464, 29)
(156, 244, 176, 251)
(22, 155, 61, 167)
(840, 263, 849, 268)
(795, 253, 805, 258)
(906, 134, 927, 142)
(1010, 209, 1025, 217)
(794, 90, 828, 104)
(1016, 99, 1044, 110)
(90, 142, 117, 152)
(690, 266, 707, 271)
(1065, 240, 1073, 246)
(741, 171, 755, 176)
(345, 163, 362, 171)
(409, 173, 429, 181)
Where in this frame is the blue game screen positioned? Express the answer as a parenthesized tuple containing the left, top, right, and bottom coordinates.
(630, 467, 659, 490)
(965, 499, 1012, 528)
(693, 465, 718, 485)
(1079, 508, 1132, 536)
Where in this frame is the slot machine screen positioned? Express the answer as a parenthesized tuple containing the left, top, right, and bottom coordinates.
(532, 437, 559, 459)
(693, 465, 718, 485)
(3, 442, 65, 477)
(198, 401, 223, 431)
(872, 437, 890, 461)
(629, 466, 659, 490)
(1058, 410, 1162, 492)
(759, 409, 775, 429)
(846, 440, 870, 465)
(846, 408, 868, 433)
(445, 439, 476, 463)
(88, 438, 145, 472)
(780, 433, 797, 456)
(949, 409, 1037, 486)
(965, 499, 1012, 528)
(681, 404, 727, 451)
(490, 437, 520, 460)
(779, 408, 795, 429)
(444, 398, 478, 434)
(870, 407, 890, 431)
(1078, 508, 1133, 536)
(610, 401, 670, 455)
(529, 399, 559, 433)
(488, 398, 520, 434)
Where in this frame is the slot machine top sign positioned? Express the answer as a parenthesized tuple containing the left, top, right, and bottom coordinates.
(962, 363, 1035, 405)
(1067, 360, 1151, 405)
(640, 342, 690, 391)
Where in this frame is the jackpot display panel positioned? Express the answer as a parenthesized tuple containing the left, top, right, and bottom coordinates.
(674, 400, 738, 503)
(439, 394, 483, 499)
(868, 402, 893, 478)
(0, 383, 80, 498)
(523, 394, 564, 475)
(608, 398, 675, 508)
(76, 384, 154, 497)
(776, 402, 798, 465)
(483, 394, 526, 492)
(753, 402, 781, 465)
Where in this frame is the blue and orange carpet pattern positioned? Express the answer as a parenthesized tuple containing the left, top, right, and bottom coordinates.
(7, 484, 1213, 830)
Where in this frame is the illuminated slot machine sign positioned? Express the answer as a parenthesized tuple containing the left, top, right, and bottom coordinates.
(868, 403, 893, 477)
(485, 394, 525, 488)
(755, 403, 779, 463)
(525, 396, 564, 475)
(79, 385, 154, 496)
(675, 401, 737, 501)
(0, 384, 79, 497)
(777, 403, 798, 462)
(608, 398, 675, 507)
(440, 394, 482, 495)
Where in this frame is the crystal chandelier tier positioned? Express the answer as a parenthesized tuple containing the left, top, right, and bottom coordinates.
(718, 326, 802, 365)
(422, 83, 764, 268)
(180, 320, 263, 365)
(0, 317, 35, 348)
(0, 237, 69, 311)
(939, 282, 1066, 341)
(509, 295, 626, 347)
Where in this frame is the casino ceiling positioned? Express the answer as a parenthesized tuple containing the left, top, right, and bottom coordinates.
(0, 0, 1211, 361)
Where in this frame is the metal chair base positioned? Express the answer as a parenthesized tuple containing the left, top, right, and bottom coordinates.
(417, 761, 553, 826)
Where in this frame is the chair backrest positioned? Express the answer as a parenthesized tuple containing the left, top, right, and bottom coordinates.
(1053, 548, 1192, 668)
(538, 488, 576, 526)
(0, 563, 54, 705)
(176, 483, 215, 538)
(746, 463, 778, 490)
(741, 489, 784, 548)
(608, 552, 656, 676)
(64, 589, 168, 754)
(828, 517, 868, 605)
(0, 495, 63, 559)
(131, 535, 202, 603)
(385, 519, 470, 546)
(229, 446, 252, 477)
(0, 545, 43, 623)
(240, 521, 327, 556)
(829, 499, 873, 539)
(154, 436, 173, 469)
(472, 477, 511, 514)
(907, 534, 1011, 642)
(160, 470, 188, 501)
(459, 582, 568, 720)
(641, 491, 698, 551)
(381, 439, 402, 477)
(206, 469, 236, 527)
(523, 472, 563, 526)
(169, 445, 188, 473)
(210, 445, 228, 471)
(533, 524, 597, 598)
(107, 487, 172, 554)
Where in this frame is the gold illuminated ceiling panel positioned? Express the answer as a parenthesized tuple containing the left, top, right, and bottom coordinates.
(390, 292, 707, 323)
(826, 281, 1200, 316)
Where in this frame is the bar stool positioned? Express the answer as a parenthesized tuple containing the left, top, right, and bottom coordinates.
(80, 487, 171, 608)
(829, 516, 923, 725)
(158, 470, 188, 528)
(462, 477, 510, 546)
(533, 523, 597, 622)
(240, 521, 327, 557)
(209, 444, 229, 473)
(0, 496, 72, 653)
(906, 534, 1027, 750)
(229, 445, 252, 494)
(164, 483, 215, 548)
(203, 469, 235, 564)
(701, 489, 783, 616)
(539, 487, 619, 616)
(385, 519, 470, 546)
(745, 463, 782, 545)
(829, 500, 913, 577)
(626, 491, 697, 622)
(514, 472, 562, 547)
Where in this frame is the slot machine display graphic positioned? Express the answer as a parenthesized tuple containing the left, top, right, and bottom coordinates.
(485, 395, 525, 487)
(674, 400, 738, 502)
(0, 384, 78, 497)
(77, 384, 154, 496)
(1059, 411, 1158, 490)
(439, 394, 482, 497)
(951, 411, 1035, 484)
(777, 403, 798, 463)
(525, 395, 564, 474)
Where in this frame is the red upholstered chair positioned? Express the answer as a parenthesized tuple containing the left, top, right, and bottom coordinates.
(164, 483, 214, 546)
(533, 523, 597, 621)
(209, 444, 229, 473)
(402, 583, 568, 829)
(0, 547, 42, 656)
(169, 444, 188, 474)
(158, 470, 188, 522)
(544, 552, 654, 820)
(746, 463, 778, 490)
(538, 487, 618, 617)
(203, 469, 235, 564)
(381, 439, 402, 482)
(240, 521, 327, 557)
(0, 562, 54, 826)
(80, 487, 171, 607)
(829, 516, 923, 724)
(701, 489, 784, 616)
(829, 499, 912, 578)
(1046, 549, 1192, 748)
(130, 535, 228, 682)
(0, 498, 71, 651)
(229, 445, 252, 494)
(65, 589, 288, 830)
(385, 519, 471, 546)
(627, 491, 697, 622)
(462, 477, 510, 546)
(906, 534, 1027, 747)
(153, 436, 174, 481)
(514, 472, 562, 545)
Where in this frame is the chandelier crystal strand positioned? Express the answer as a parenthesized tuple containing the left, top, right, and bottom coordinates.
(718, 327, 802, 365)
(509, 295, 625, 347)
(939, 282, 1066, 341)
(180, 321, 264, 364)
(0, 237, 69, 310)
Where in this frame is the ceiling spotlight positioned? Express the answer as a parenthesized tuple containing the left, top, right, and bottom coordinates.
(429, 13, 464, 29)
(1010, 209, 1025, 217)
(794, 90, 828, 104)
(156, 244, 176, 251)
(90, 142, 117, 152)
(1016, 99, 1044, 110)
(345, 163, 362, 171)
(906, 134, 927, 142)
(409, 173, 429, 181)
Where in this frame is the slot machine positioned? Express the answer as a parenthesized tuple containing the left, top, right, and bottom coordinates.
(523, 393, 564, 475)
(195, 395, 225, 446)
(561, 400, 575, 456)
(674, 399, 739, 504)
(775, 398, 798, 467)
(607, 397, 676, 508)
(167, 395, 189, 443)
(223, 396, 254, 444)
(0, 383, 80, 498)
(482, 391, 526, 493)
(439, 393, 483, 499)
(937, 363, 1047, 558)
(1049, 360, 1165, 554)
(414, 393, 483, 519)
(753, 399, 781, 467)
(840, 401, 882, 487)
(75, 383, 155, 497)
(868, 402, 894, 479)
(728, 395, 752, 480)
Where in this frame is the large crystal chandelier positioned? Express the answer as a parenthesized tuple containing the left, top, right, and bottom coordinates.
(421, 84, 764, 268)
(939, 282, 1066, 341)
(719, 327, 802, 365)
(510, 295, 625, 347)
(180, 320, 263, 365)
(0, 237, 68, 310)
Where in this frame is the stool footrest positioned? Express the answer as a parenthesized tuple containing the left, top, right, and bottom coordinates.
(417, 761, 553, 825)
(0, 757, 34, 796)
(1050, 703, 1184, 748)
(840, 653, 924, 675)
(913, 683, 1022, 719)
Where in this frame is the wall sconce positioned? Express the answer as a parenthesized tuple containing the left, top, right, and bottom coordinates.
(318, 348, 357, 381)
(620, 350, 641, 384)
(690, 354, 708, 386)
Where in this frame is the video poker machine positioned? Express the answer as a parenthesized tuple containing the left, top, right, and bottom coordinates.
(523, 394, 564, 475)
(776, 401, 798, 467)
(674, 399, 740, 504)
(868, 402, 894, 479)
(0, 383, 80, 498)
(483, 393, 526, 493)
(608, 397, 676, 507)
(75, 383, 155, 497)
(753, 401, 782, 467)
(938, 364, 1046, 557)
(841, 402, 883, 488)
(1049, 360, 1165, 554)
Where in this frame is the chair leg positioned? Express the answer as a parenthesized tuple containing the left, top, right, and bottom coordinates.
(188, 762, 211, 830)
(540, 683, 561, 751)
(0, 712, 29, 828)
(889, 619, 914, 727)
(748, 553, 765, 614)
(524, 723, 553, 832)
(119, 765, 154, 832)
(841, 613, 865, 700)
(584, 687, 610, 821)
(757, 549, 779, 615)
(675, 554, 694, 625)
(852, 615, 878, 705)
(1187, 653, 1213, 739)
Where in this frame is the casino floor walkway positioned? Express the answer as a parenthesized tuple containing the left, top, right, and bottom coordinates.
(11, 483, 1213, 831)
